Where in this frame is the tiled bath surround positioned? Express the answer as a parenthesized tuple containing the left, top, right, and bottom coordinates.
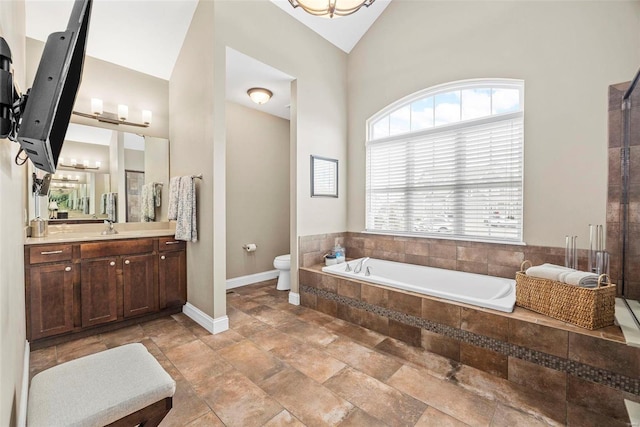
(298, 232, 640, 422)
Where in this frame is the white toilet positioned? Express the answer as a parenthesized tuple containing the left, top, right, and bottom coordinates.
(273, 254, 291, 291)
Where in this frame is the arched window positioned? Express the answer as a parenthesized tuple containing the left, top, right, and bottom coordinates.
(366, 79, 524, 243)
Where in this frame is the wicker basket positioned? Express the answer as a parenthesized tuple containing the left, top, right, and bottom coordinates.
(515, 261, 616, 330)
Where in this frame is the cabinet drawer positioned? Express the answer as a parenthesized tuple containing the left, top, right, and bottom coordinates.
(81, 239, 154, 259)
(29, 244, 73, 264)
(158, 237, 186, 252)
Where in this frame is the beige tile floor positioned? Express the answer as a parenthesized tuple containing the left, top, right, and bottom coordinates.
(30, 280, 602, 426)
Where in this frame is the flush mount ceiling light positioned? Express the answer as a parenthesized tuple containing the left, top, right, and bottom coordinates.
(72, 98, 152, 128)
(288, 0, 375, 18)
(247, 88, 273, 105)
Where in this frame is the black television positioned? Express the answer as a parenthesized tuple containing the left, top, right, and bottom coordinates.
(17, 0, 92, 173)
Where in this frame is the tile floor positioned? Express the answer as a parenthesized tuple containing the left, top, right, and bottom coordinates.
(29, 280, 612, 426)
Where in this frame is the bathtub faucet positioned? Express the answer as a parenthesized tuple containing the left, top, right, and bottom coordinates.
(365, 266, 373, 277)
(354, 257, 370, 274)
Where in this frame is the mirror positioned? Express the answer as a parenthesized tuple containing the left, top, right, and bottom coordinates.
(29, 123, 170, 224)
(311, 155, 338, 198)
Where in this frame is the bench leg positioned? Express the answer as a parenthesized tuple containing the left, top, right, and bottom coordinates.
(107, 397, 173, 427)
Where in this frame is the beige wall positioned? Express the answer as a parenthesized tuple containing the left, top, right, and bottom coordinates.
(26, 37, 169, 139)
(170, 0, 348, 317)
(0, 1, 27, 425)
(215, 0, 348, 299)
(347, 0, 640, 248)
(169, 0, 216, 316)
(124, 148, 144, 171)
(226, 102, 290, 279)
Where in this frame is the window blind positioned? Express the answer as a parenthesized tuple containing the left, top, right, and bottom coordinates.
(366, 113, 523, 243)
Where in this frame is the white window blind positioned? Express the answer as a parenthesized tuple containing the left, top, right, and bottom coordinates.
(366, 111, 524, 243)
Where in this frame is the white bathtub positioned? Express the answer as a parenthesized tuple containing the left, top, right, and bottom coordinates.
(321, 257, 516, 313)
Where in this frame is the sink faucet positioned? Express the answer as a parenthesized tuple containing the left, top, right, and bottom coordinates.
(354, 257, 370, 274)
(101, 220, 118, 235)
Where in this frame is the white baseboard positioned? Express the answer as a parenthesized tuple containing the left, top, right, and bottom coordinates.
(17, 340, 30, 427)
(213, 315, 229, 334)
(289, 292, 300, 306)
(227, 269, 279, 290)
(183, 302, 229, 335)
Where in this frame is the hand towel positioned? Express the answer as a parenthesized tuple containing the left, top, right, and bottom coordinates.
(525, 263, 576, 282)
(174, 176, 197, 242)
(564, 271, 600, 288)
(167, 176, 180, 221)
(100, 193, 107, 215)
(140, 183, 155, 222)
(106, 193, 117, 222)
(154, 183, 162, 207)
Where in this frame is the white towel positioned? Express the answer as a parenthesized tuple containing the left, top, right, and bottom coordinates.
(140, 183, 155, 222)
(564, 271, 599, 288)
(167, 176, 180, 221)
(525, 263, 576, 282)
(174, 176, 197, 242)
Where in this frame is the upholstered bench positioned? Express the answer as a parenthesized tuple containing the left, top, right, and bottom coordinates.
(27, 343, 176, 427)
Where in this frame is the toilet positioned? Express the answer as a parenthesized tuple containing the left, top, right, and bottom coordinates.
(273, 254, 291, 291)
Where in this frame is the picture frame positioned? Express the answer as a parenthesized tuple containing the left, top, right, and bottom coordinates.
(310, 155, 338, 198)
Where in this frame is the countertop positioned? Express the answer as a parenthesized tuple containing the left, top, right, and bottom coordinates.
(25, 222, 177, 245)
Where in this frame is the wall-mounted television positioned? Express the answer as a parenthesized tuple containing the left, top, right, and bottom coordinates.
(15, 0, 92, 173)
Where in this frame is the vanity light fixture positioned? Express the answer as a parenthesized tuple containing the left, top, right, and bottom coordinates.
(287, 0, 375, 18)
(73, 98, 152, 128)
(51, 174, 79, 182)
(247, 88, 273, 105)
(57, 157, 101, 170)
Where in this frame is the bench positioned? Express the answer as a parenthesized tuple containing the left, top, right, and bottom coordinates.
(27, 343, 176, 426)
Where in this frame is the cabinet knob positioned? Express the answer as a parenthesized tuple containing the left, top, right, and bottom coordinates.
(125, 260, 130, 265)
(110, 261, 116, 267)
(160, 255, 166, 260)
(65, 266, 71, 272)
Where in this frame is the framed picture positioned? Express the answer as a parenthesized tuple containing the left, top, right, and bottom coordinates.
(311, 155, 338, 198)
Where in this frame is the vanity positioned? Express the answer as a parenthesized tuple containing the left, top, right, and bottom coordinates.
(24, 228, 186, 349)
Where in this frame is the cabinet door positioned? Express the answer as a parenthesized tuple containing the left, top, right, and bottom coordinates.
(123, 253, 157, 318)
(29, 263, 74, 340)
(159, 250, 187, 308)
(81, 258, 118, 327)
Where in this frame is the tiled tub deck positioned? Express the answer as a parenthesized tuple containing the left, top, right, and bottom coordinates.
(299, 264, 640, 425)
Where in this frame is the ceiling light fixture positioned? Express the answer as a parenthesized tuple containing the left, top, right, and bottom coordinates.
(247, 88, 273, 105)
(288, 0, 375, 18)
(72, 98, 152, 128)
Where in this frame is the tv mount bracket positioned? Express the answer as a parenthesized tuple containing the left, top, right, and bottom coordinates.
(0, 37, 28, 141)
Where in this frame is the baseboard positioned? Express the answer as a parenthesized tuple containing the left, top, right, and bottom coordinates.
(183, 303, 229, 335)
(17, 340, 30, 427)
(213, 315, 229, 334)
(289, 292, 300, 306)
(227, 269, 279, 290)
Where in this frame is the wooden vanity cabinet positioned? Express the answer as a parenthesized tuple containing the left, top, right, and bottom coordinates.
(25, 236, 186, 347)
(158, 237, 187, 309)
(26, 244, 76, 340)
(122, 253, 156, 318)
(80, 257, 118, 327)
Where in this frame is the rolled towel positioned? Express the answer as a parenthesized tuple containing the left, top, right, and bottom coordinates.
(564, 271, 599, 288)
(525, 263, 576, 282)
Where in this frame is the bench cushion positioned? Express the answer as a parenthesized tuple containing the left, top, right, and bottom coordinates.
(28, 343, 176, 427)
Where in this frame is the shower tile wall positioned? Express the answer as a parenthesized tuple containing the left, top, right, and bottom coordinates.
(608, 82, 640, 299)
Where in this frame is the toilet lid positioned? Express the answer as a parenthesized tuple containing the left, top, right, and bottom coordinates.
(275, 254, 290, 262)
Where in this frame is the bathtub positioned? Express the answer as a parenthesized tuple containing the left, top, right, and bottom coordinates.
(322, 257, 516, 313)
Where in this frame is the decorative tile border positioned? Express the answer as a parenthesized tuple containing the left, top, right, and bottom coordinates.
(301, 284, 640, 396)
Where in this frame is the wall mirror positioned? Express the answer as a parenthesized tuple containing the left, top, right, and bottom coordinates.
(28, 122, 169, 224)
(311, 155, 338, 198)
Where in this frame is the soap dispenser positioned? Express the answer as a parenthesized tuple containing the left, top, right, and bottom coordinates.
(333, 244, 346, 264)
